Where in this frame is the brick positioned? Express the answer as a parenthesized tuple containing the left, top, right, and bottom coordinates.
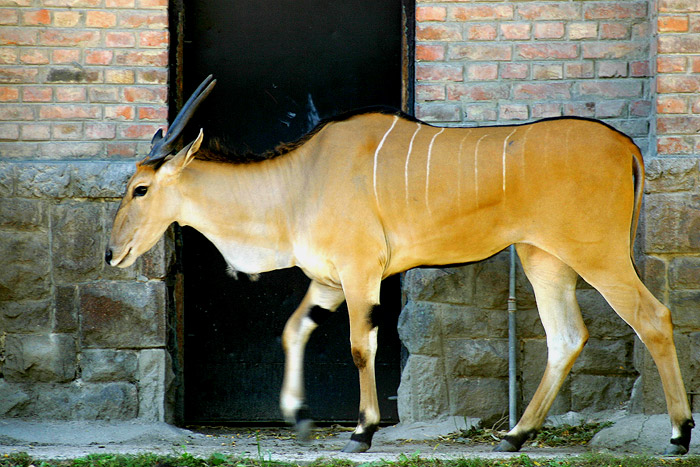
(136, 69, 167, 84)
(535, 22, 565, 39)
(43, 0, 100, 5)
(658, 35, 700, 54)
(596, 100, 627, 118)
(139, 30, 168, 48)
(601, 22, 629, 39)
(657, 116, 700, 134)
(139, 0, 167, 7)
(416, 6, 446, 22)
(2, 105, 33, 120)
(500, 23, 530, 40)
(500, 63, 529, 79)
(582, 42, 647, 59)
(416, 44, 444, 61)
(39, 105, 101, 120)
(46, 66, 99, 83)
(467, 63, 498, 80)
(118, 12, 167, 29)
(105, 31, 136, 47)
(657, 136, 695, 154)
(0, 9, 19, 25)
(658, 15, 690, 32)
(415, 103, 461, 122)
(693, 56, 700, 72)
(598, 61, 628, 78)
(563, 101, 596, 117)
(0, 86, 18, 101)
(90, 87, 119, 103)
(630, 100, 652, 116)
(105, 68, 135, 84)
(499, 104, 528, 120)
(449, 4, 513, 21)
(20, 49, 49, 64)
(513, 82, 571, 100)
(23, 86, 52, 102)
(449, 44, 511, 61)
(447, 83, 509, 101)
(107, 0, 135, 6)
(416, 24, 461, 41)
(518, 4, 580, 20)
(584, 2, 647, 19)
(465, 104, 497, 122)
(578, 80, 643, 98)
(123, 86, 167, 104)
(630, 60, 650, 77)
(85, 49, 113, 65)
(659, 0, 700, 13)
(114, 50, 167, 66)
(137, 106, 167, 121)
(86, 11, 116, 28)
(105, 105, 134, 120)
(107, 142, 136, 157)
(21, 123, 50, 140)
(52, 123, 83, 140)
(416, 63, 463, 82)
(53, 11, 81, 27)
(533, 64, 563, 80)
(657, 55, 687, 73)
(0, 123, 19, 140)
(40, 30, 99, 47)
(658, 75, 700, 93)
(0, 49, 17, 64)
(0, 28, 36, 45)
(657, 96, 688, 114)
(86, 123, 116, 140)
(119, 123, 162, 139)
(416, 84, 445, 102)
(569, 22, 597, 40)
(0, 67, 37, 83)
(517, 43, 578, 60)
(531, 103, 562, 118)
(52, 49, 81, 64)
(466, 24, 497, 41)
(22, 9, 50, 26)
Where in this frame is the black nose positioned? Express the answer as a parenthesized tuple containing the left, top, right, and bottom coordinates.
(105, 249, 113, 264)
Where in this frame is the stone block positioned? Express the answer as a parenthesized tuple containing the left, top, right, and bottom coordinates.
(26, 382, 138, 420)
(515, 308, 545, 339)
(138, 349, 174, 422)
(641, 255, 668, 302)
(15, 162, 72, 199)
(4, 333, 76, 383)
(645, 157, 699, 193)
(403, 267, 475, 306)
(475, 252, 537, 311)
(669, 291, 700, 330)
(669, 256, 700, 289)
(438, 303, 509, 339)
(54, 286, 78, 333)
(645, 193, 700, 254)
(573, 338, 635, 375)
(100, 202, 138, 282)
(0, 198, 47, 231)
(80, 281, 166, 348)
(397, 354, 449, 423)
(445, 338, 508, 378)
(51, 202, 104, 284)
(521, 339, 571, 415)
(577, 289, 635, 338)
(71, 161, 134, 198)
(570, 374, 635, 412)
(0, 230, 50, 301)
(81, 349, 138, 383)
(0, 380, 30, 416)
(0, 300, 52, 333)
(0, 162, 13, 197)
(398, 300, 443, 356)
(141, 234, 174, 280)
(449, 377, 509, 426)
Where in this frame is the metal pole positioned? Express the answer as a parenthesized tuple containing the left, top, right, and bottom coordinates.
(508, 244, 518, 430)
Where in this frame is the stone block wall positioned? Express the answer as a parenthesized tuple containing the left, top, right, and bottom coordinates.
(0, 0, 173, 421)
(400, 0, 700, 425)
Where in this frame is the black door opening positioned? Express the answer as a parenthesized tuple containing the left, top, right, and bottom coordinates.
(177, 0, 412, 424)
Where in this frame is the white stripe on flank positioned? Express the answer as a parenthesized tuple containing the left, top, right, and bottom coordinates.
(457, 132, 470, 210)
(373, 115, 399, 205)
(502, 128, 517, 195)
(474, 133, 489, 208)
(404, 122, 422, 205)
(425, 127, 445, 215)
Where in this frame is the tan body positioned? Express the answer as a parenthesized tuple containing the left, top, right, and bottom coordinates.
(108, 112, 693, 454)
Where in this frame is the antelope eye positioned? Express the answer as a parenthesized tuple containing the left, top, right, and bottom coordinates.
(133, 186, 149, 197)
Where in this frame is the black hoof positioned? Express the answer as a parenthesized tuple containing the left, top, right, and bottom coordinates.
(494, 438, 520, 452)
(664, 443, 688, 456)
(342, 439, 371, 453)
(295, 418, 314, 443)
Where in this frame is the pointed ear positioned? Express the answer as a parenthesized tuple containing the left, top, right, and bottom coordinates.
(157, 129, 204, 181)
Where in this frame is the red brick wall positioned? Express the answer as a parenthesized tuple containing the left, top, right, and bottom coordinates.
(415, 0, 653, 152)
(0, 0, 168, 160)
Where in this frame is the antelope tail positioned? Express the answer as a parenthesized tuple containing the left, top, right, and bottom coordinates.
(630, 145, 644, 270)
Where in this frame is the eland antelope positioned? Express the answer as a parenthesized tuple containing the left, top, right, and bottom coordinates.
(106, 75, 694, 454)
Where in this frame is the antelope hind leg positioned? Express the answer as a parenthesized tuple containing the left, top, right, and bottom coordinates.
(280, 281, 345, 440)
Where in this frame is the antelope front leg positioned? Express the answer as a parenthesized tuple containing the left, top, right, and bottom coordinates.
(280, 280, 345, 439)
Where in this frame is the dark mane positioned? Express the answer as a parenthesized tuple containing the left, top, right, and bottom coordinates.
(194, 106, 419, 165)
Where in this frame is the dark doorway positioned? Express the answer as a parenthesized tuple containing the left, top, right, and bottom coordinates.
(176, 0, 413, 423)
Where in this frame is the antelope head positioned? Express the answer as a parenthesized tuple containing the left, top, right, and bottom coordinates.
(106, 75, 215, 268)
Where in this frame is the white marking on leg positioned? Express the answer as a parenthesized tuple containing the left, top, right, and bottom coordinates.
(425, 127, 445, 215)
(474, 133, 489, 208)
(373, 115, 399, 206)
(281, 316, 318, 421)
(404, 123, 422, 205)
(502, 128, 517, 196)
